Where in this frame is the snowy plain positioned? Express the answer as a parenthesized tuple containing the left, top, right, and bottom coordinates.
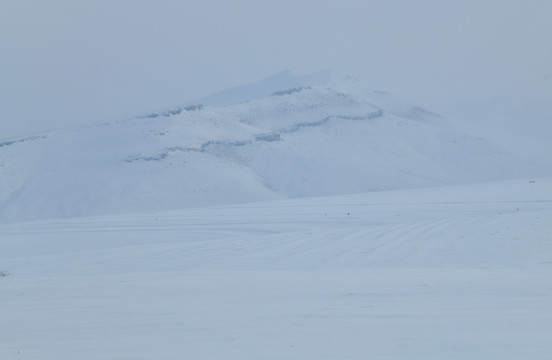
(1, 72, 552, 359)
(2, 179, 552, 359)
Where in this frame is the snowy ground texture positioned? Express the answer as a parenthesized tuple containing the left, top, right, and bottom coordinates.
(2, 178, 552, 359)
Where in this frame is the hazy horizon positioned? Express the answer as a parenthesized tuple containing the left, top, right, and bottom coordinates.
(1, 0, 551, 138)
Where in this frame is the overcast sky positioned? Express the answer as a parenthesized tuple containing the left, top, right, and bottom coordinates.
(1, 0, 550, 138)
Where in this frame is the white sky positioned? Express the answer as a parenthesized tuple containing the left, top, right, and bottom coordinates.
(1, 0, 550, 138)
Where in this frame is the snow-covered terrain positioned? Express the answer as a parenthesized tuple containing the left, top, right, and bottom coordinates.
(0, 72, 547, 223)
(1, 179, 551, 359)
(1, 72, 551, 359)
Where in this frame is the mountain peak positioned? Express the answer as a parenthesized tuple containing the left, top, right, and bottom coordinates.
(193, 70, 333, 107)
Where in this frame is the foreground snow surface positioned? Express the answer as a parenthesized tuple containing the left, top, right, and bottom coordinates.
(1, 179, 552, 359)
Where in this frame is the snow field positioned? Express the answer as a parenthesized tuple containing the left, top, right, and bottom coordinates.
(1, 179, 551, 359)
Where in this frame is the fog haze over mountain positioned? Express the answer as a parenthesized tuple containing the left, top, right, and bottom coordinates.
(1, 0, 550, 138)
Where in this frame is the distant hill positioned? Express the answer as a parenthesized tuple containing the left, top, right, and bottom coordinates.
(0, 72, 544, 223)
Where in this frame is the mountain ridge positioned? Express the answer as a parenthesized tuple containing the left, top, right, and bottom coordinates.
(0, 72, 545, 223)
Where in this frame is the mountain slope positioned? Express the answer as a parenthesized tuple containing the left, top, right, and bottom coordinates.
(0, 72, 543, 223)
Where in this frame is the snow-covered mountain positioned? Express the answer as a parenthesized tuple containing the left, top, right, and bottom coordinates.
(0, 72, 545, 223)
(2, 72, 552, 358)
